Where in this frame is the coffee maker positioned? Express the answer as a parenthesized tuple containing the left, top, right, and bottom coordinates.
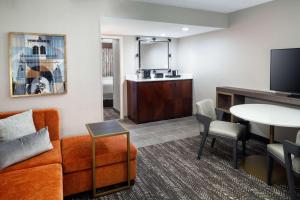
(172, 70, 179, 77)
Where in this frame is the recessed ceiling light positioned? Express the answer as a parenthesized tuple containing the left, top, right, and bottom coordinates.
(182, 27, 189, 32)
(160, 33, 166, 37)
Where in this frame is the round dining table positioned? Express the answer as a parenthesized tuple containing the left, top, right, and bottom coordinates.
(230, 104, 300, 182)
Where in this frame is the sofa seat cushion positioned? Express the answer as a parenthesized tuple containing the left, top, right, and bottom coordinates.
(62, 135, 137, 174)
(0, 164, 63, 200)
(0, 140, 62, 174)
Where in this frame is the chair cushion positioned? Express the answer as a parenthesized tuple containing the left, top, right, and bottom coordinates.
(209, 120, 246, 139)
(267, 143, 300, 173)
(0, 164, 63, 200)
(62, 135, 137, 174)
(0, 140, 62, 174)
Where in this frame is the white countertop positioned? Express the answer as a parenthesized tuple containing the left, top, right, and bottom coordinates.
(230, 104, 300, 128)
(126, 74, 193, 82)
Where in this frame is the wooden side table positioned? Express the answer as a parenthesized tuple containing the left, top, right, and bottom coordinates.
(86, 120, 131, 197)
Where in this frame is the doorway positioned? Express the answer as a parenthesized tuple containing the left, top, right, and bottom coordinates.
(102, 38, 121, 120)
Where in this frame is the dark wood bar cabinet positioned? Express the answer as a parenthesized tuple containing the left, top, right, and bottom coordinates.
(127, 79, 193, 124)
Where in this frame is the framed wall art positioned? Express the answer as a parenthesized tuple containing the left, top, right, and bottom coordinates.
(9, 32, 67, 97)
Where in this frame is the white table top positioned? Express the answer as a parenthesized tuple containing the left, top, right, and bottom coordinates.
(230, 104, 300, 128)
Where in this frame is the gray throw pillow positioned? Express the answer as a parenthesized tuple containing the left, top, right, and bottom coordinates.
(0, 110, 36, 142)
(0, 128, 53, 170)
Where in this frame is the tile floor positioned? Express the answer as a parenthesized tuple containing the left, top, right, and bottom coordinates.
(119, 116, 200, 148)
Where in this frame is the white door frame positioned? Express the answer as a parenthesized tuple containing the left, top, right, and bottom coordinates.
(101, 35, 124, 120)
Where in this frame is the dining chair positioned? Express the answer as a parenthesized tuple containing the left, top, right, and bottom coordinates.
(196, 99, 247, 169)
(267, 130, 300, 200)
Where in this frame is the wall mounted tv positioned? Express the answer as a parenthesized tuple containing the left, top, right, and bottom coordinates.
(270, 48, 300, 95)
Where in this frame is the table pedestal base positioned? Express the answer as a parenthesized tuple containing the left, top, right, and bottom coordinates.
(241, 155, 287, 184)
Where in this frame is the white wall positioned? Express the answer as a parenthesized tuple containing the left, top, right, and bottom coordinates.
(0, 0, 102, 137)
(122, 36, 138, 118)
(0, 0, 225, 137)
(112, 39, 121, 111)
(177, 0, 300, 141)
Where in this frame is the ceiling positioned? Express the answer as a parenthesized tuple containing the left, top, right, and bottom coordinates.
(100, 17, 222, 38)
(129, 0, 273, 13)
(101, 1, 273, 38)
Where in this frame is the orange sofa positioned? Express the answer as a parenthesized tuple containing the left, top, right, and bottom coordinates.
(0, 109, 137, 199)
(62, 135, 137, 196)
(0, 109, 63, 200)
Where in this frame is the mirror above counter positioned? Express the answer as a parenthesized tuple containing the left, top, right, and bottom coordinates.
(137, 37, 171, 70)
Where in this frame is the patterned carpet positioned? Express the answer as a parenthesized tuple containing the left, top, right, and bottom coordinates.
(67, 136, 297, 200)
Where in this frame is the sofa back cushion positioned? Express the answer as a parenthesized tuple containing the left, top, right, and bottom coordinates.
(0, 109, 60, 141)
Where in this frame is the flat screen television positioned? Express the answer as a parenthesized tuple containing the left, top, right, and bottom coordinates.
(270, 48, 300, 95)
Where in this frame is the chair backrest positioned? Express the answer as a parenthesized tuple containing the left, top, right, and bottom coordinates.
(196, 99, 217, 120)
(0, 109, 60, 141)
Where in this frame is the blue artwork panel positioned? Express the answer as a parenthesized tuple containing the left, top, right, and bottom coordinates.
(10, 33, 66, 97)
